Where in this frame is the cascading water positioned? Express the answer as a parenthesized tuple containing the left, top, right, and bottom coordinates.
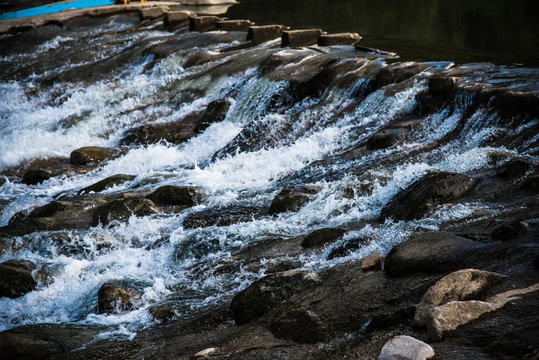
(0, 9, 538, 359)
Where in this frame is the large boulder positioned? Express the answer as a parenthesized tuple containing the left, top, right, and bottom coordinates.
(301, 227, 345, 249)
(230, 270, 319, 325)
(70, 146, 117, 165)
(268, 185, 321, 215)
(146, 185, 207, 207)
(384, 232, 484, 277)
(194, 99, 231, 134)
(379, 335, 435, 360)
(380, 171, 475, 221)
(414, 269, 503, 327)
(78, 174, 135, 195)
(0, 260, 37, 298)
(92, 197, 160, 226)
(269, 309, 326, 344)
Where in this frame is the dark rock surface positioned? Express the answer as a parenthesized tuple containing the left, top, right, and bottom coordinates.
(78, 174, 135, 194)
(380, 171, 476, 221)
(384, 232, 485, 277)
(268, 185, 321, 215)
(22, 169, 52, 185)
(92, 197, 159, 226)
(0, 259, 37, 298)
(281, 29, 323, 47)
(301, 227, 345, 248)
(146, 185, 207, 207)
(70, 146, 118, 165)
(193, 99, 231, 134)
(97, 281, 137, 314)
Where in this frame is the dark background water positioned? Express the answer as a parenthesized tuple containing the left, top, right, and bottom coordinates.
(227, 0, 539, 66)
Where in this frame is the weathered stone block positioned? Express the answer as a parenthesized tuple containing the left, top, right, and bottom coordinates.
(281, 29, 322, 47)
(247, 25, 285, 44)
(318, 33, 361, 46)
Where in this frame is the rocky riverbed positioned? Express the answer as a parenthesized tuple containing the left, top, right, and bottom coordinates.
(0, 4, 538, 360)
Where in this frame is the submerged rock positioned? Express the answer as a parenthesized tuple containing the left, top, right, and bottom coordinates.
(414, 269, 503, 327)
(380, 171, 475, 221)
(268, 185, 321, 215)
(70, 146, 117, 165)
(182, 205, 266, 229)
(92, 197, 160, 226)
(379, 335, 435, 360)
(22, 169, 52, 185)
(384, 232, 484, 277)
(496, 157, 536, 179)
(301, 227, 345, 249)
(0, 259, 37, 298)
(230, 270, 319, 325)
(366, 128, 408, 150)
(146, 185, 207, 207)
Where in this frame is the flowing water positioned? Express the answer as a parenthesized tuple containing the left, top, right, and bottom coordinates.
(0, 12, 537, 341)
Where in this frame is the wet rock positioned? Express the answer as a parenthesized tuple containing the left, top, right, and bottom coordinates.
(215, 20, 251, 31)
(146, 32, 243, 59)
(521, 174, 539, 191)
(189, 16, 221, 32)
(301, 227, 345, 249)
(183, 205, 266, 229)
(149, 304, 176, 322)
(182, 49, 225, 68)
(281, 29, 322, 48)
(138, 7, 165, 21)
(534, 254, 539, 268)
(92, 197, 160, 226)
(268, 185, 321, 215)
(164, 11, 191, 28)
(491, 221, 531, 241)
(361, 252, 382, 271)
(120, 112, 201, 145)
(327, 236, 370, 259)
(379, 335, 435, 360)
(28, 201, 72, 218)
(496, 157, 535, 179)
(374, 62, 430, 89)
(380, 171, 476, 221)
(97, 281, 136, 314)
(366, 128, 408, 150)
(428, 76, 458, 95)
(194, 99, 231, 134)
(78, 174, 135, 194)
(0, 331, 65, 360)
(70, 146, 117, 165)
(384, 232, 484, 277)
(22, 169, 52, 185)
(414, 269, 503, 327)
(317, 33, 361, 46)
(269, 309, 326, 344)
(230, 270, 319, 325)
(146, 185, 207, 207)
(0, 259, 37, 298)
(247, 25, 285, 44)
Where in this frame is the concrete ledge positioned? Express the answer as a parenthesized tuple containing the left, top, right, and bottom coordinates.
(164, 10, 192, 28)
(318, 33, 361, 46)
(189, 15, 221, 32)
(247, 25, 285, 44)
(215, 20, 251, 31)
(139, 7, 167, 21)
(281, 29, 322, 47)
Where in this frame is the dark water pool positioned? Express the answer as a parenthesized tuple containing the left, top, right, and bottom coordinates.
(226, 0, 539, 66)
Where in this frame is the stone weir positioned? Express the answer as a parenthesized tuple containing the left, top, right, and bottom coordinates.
(0, 4, 538, 360)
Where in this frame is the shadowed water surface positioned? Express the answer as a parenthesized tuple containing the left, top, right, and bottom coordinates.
(228, 0, 539, 66)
